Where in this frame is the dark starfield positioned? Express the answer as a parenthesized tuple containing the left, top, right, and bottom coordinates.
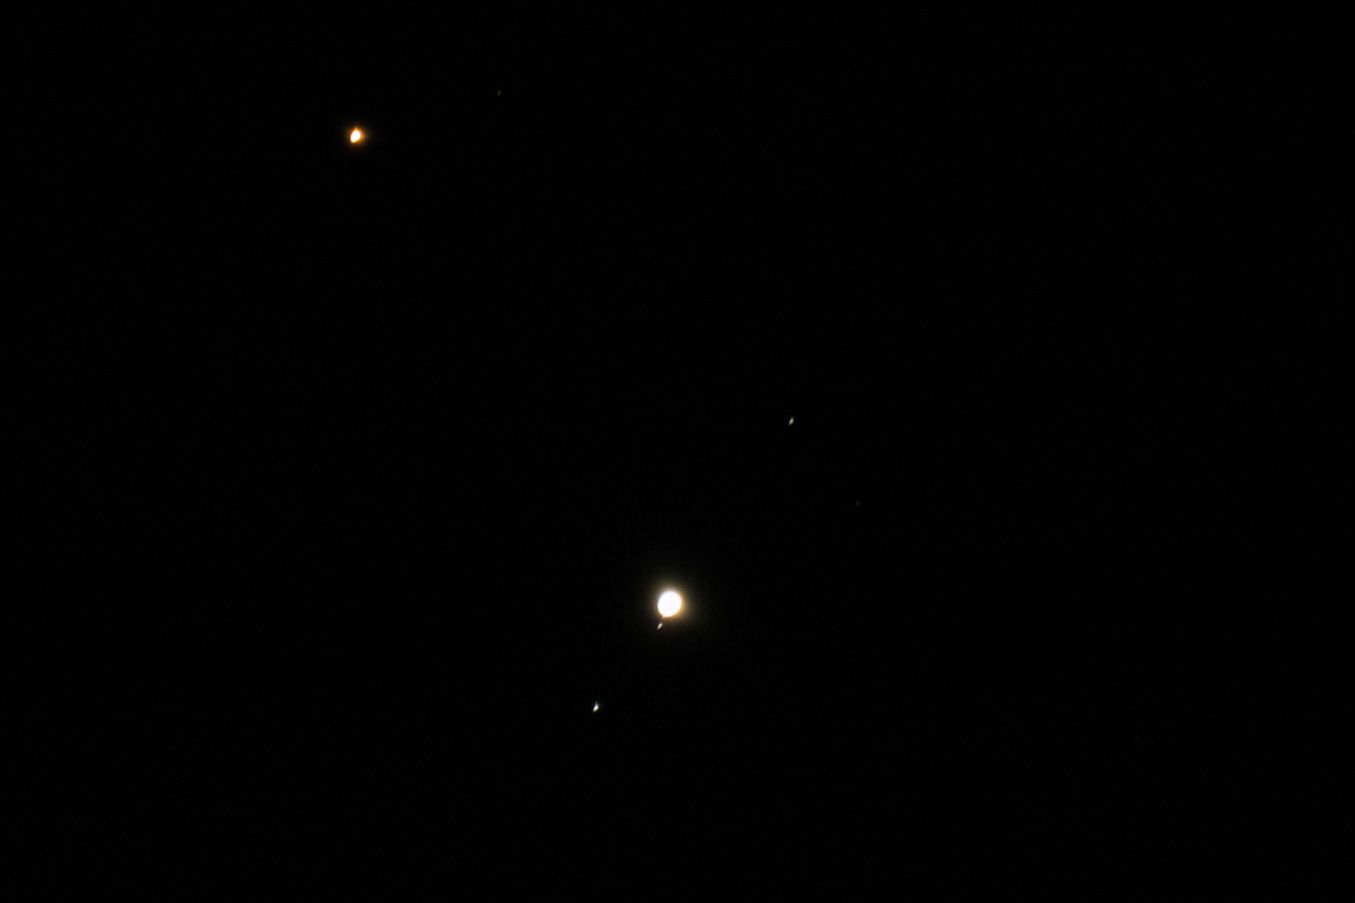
(21, 9, 1333, 897)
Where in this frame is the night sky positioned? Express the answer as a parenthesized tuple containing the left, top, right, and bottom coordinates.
(23, 9, 1335, 897)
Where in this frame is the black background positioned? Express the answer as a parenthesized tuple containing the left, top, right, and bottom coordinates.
(21, 8, 1340, 897)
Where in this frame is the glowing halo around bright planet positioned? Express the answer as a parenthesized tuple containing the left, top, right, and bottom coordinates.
(657, 590, 683, 619)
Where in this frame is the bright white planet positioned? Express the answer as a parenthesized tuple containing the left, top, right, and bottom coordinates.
(657, 590, 683, 619)
(349, 127, 365, 144)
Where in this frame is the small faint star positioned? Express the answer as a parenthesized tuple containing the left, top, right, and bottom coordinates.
(788, 416, 795, 426)
(592, 702, 600, 713)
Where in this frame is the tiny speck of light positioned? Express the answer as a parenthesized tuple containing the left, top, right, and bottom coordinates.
(658, 590, 683, 619)
(349, 127, 365, 144)
(788, 416, 795, 426)
(592, 702, 600, 713)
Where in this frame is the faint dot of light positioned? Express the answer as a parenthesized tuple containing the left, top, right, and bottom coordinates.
(658, 590, 683, 619)
(788, 416, 795, 425)
(656, 622, 664, 630)
(593, 702, 600, 713)
(349, 127, 365, 144)
(496, 89, 502, 96)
